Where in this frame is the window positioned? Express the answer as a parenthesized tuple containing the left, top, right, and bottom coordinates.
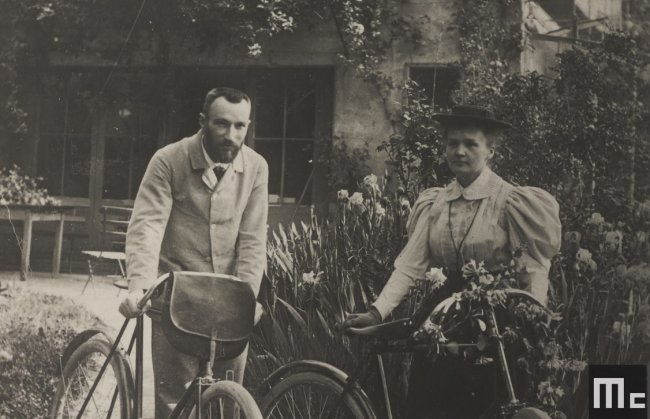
(408, 66, 460, 110)
(102, 108, 159, 200)
(37, 73, 92, 198)
(37, 71, 164, 201)
(101, 74, 162, 200)
(254, 69, 320, 205)
(101, 73, 164, 200)
(177, 68, 332, 206)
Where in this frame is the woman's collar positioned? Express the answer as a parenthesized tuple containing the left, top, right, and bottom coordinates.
(443, 167, 501, 201)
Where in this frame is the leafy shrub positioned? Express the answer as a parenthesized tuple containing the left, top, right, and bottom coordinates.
(0, 287, 99, 419)
(317, 136, 371, 197)
(251, 168, 650, 418)
(378, 81, 452, 194)
(248, 174, 415, 411)
(546, 206, 650, 418)
(0, 165, 60, 206)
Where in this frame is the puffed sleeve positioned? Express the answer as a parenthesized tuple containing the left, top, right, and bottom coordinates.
(372, 188, 441, 319)
(505, 187, 561, 304)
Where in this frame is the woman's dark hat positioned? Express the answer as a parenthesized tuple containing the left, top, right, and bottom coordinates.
(432, 105, 511, 129)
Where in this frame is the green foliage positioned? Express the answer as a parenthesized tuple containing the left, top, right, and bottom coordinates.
(453, 0, 522, 106)
(248, 175, 414, 412)
(383, 30, 646, 223)
(317, 137, 371, 196)
(542, 208, 650, 417)
(0, 0, 429, 141)
(449, 0, 647, 220)
(0, 287, 99, 419)
(378, 81, 451, 193)
(0, 165, 60, 206)
(494, 33, 644, 222)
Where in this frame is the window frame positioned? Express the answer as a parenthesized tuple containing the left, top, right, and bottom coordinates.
(405, 63, 461, 110)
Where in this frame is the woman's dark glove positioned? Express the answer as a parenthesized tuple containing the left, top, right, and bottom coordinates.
(342, 307, 382, 328)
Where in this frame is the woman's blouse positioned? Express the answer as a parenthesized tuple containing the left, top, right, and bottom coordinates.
(372, 167, 562, 319)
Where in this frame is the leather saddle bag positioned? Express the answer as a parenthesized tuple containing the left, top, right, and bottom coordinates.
(161, 271, 256, 361)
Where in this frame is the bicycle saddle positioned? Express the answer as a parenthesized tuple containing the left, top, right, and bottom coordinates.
(346, 318, 416, 340)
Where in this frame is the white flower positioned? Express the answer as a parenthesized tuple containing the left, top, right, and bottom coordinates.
(337, 189, 349, 201)
(479, 273, 495, 286)
(604, 231, 623, 253)
(247, 43, 262, 58)
(575, 248, 592, 263)
(462, 259, 488, 280)
(588, 212, 605, 225)
(400, 198, 411, 211)
(425, 268, 447, 288)
(349, 192, 364, 206)
(302, 271, 322, 285)
(349, 22, 365, 35)
(0, 349, 12, 363)
(587, 259, 597, 271)
(422, 318, 437, 334)
(363, 174, 377, 187)
(374, 203, 386, 217)
(420, 319, 447, 342)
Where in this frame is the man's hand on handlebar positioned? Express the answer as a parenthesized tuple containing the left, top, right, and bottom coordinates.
(342, 307, 382, 328)
(119, 289, 151, 318)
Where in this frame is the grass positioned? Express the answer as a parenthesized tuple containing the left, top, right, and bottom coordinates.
(0, 286, 101, 419)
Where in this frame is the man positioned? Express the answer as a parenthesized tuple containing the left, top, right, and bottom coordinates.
(119, 87, 268, 416)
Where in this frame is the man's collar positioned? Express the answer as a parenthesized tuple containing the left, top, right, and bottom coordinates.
(189, 130, 244, 173)
(443, 167, 500, 201)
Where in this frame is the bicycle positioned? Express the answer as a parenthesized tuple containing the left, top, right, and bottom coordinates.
(256, 288, 552, 419)
(50, 272, 263, 419)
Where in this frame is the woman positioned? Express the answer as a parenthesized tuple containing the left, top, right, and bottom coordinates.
(343, 105, 561, 418)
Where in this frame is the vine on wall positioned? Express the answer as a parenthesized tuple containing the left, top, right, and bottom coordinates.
(0, 0, 428, 144)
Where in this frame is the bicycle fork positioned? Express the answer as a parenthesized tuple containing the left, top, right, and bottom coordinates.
(487, 307, 525, 418)
(376, 354, 394, 419)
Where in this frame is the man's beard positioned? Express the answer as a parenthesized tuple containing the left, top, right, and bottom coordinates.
(204, 133, 242, 163)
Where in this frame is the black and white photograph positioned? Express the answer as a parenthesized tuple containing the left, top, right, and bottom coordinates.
(1, 0, 649, 418)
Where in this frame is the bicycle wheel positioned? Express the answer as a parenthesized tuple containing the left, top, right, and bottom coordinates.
(512, 407, 551, 418)
(50, 335, 133, 419)
(189, 380, 263, 419)
(260, 372, 367, 419)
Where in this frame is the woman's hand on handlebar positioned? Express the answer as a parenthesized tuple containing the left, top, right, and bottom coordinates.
(342, 307, 382, 328)
(118, 290, 151, 318)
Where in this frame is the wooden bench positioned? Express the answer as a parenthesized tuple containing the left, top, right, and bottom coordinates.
(81, 205, 132, 294)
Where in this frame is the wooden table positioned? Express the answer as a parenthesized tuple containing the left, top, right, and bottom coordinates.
(0, 205, 76, 280)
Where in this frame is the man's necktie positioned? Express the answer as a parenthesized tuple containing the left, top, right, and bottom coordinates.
(213, 166, 227, 182)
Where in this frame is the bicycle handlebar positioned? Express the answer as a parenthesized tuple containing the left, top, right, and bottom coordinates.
(136, 273, 171, 310)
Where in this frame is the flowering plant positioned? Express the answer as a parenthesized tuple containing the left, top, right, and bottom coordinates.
(0, 165, 60, 206)
(409, 253, 584, 417)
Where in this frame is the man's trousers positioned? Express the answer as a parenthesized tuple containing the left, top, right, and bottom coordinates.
(149, 309, 248, 418)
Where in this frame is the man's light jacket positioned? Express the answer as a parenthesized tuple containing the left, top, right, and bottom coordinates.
(126, 131, 268, 295)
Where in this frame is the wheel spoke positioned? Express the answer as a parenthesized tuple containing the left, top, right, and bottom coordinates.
(262, 373, 364, 419)
(52, 340, 128, 419)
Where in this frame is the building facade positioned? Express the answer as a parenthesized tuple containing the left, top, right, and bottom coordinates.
(0, 0, 624, 272)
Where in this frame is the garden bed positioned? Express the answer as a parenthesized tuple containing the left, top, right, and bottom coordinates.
(0, 286, 100, 419)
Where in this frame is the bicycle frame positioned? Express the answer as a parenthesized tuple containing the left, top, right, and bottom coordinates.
(74, 272, 237, 419)
(337, 303, 527, 419)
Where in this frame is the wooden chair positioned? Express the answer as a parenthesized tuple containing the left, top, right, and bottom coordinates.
(81, 205, 132, 294)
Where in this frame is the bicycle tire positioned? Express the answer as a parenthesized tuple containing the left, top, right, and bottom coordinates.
(189, 380, 263, 419)
(50, 335, 133, 419)
(260, 371, 368, 419)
